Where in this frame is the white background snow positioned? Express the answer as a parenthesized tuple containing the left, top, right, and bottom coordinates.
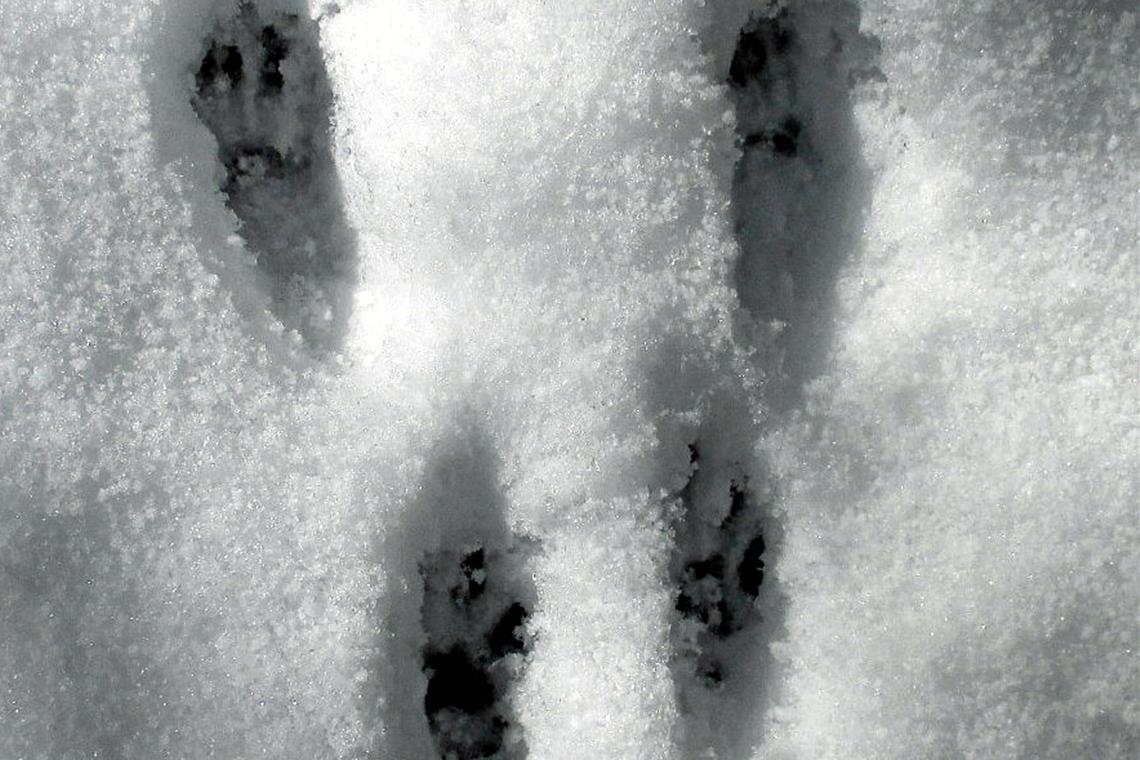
(0, 0, 1136, 758)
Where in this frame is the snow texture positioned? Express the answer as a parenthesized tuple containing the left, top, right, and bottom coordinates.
(0, 0, 1135, 758)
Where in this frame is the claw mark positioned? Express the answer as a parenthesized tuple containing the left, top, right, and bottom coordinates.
(489, 603, 529, 659)
(258, 24, 288, 94)
(738, 534, 767, 599)
(196, 43, 243, 91)
(728, 12, 793, 88)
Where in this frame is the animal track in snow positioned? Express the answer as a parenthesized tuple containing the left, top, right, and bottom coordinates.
(665, 433, 786, 758)
(420, 543, 536, 759)
(728, 2, 879, 403)
(662, 3, 879, 754)
(672, 449, 767, 677)
(191, 1, 356, 354)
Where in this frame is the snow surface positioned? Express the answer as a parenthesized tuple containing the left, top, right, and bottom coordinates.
(0, 0, 1135, 758)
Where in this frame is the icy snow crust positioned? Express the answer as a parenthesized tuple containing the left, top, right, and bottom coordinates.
(0, 1, 1136, 759)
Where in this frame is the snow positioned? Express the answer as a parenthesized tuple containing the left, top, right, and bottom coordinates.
(762, 2, 1139, 757)
(0, 0, 1135, 758)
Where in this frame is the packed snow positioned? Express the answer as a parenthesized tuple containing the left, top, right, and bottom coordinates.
(0, 0, 1135, 758)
